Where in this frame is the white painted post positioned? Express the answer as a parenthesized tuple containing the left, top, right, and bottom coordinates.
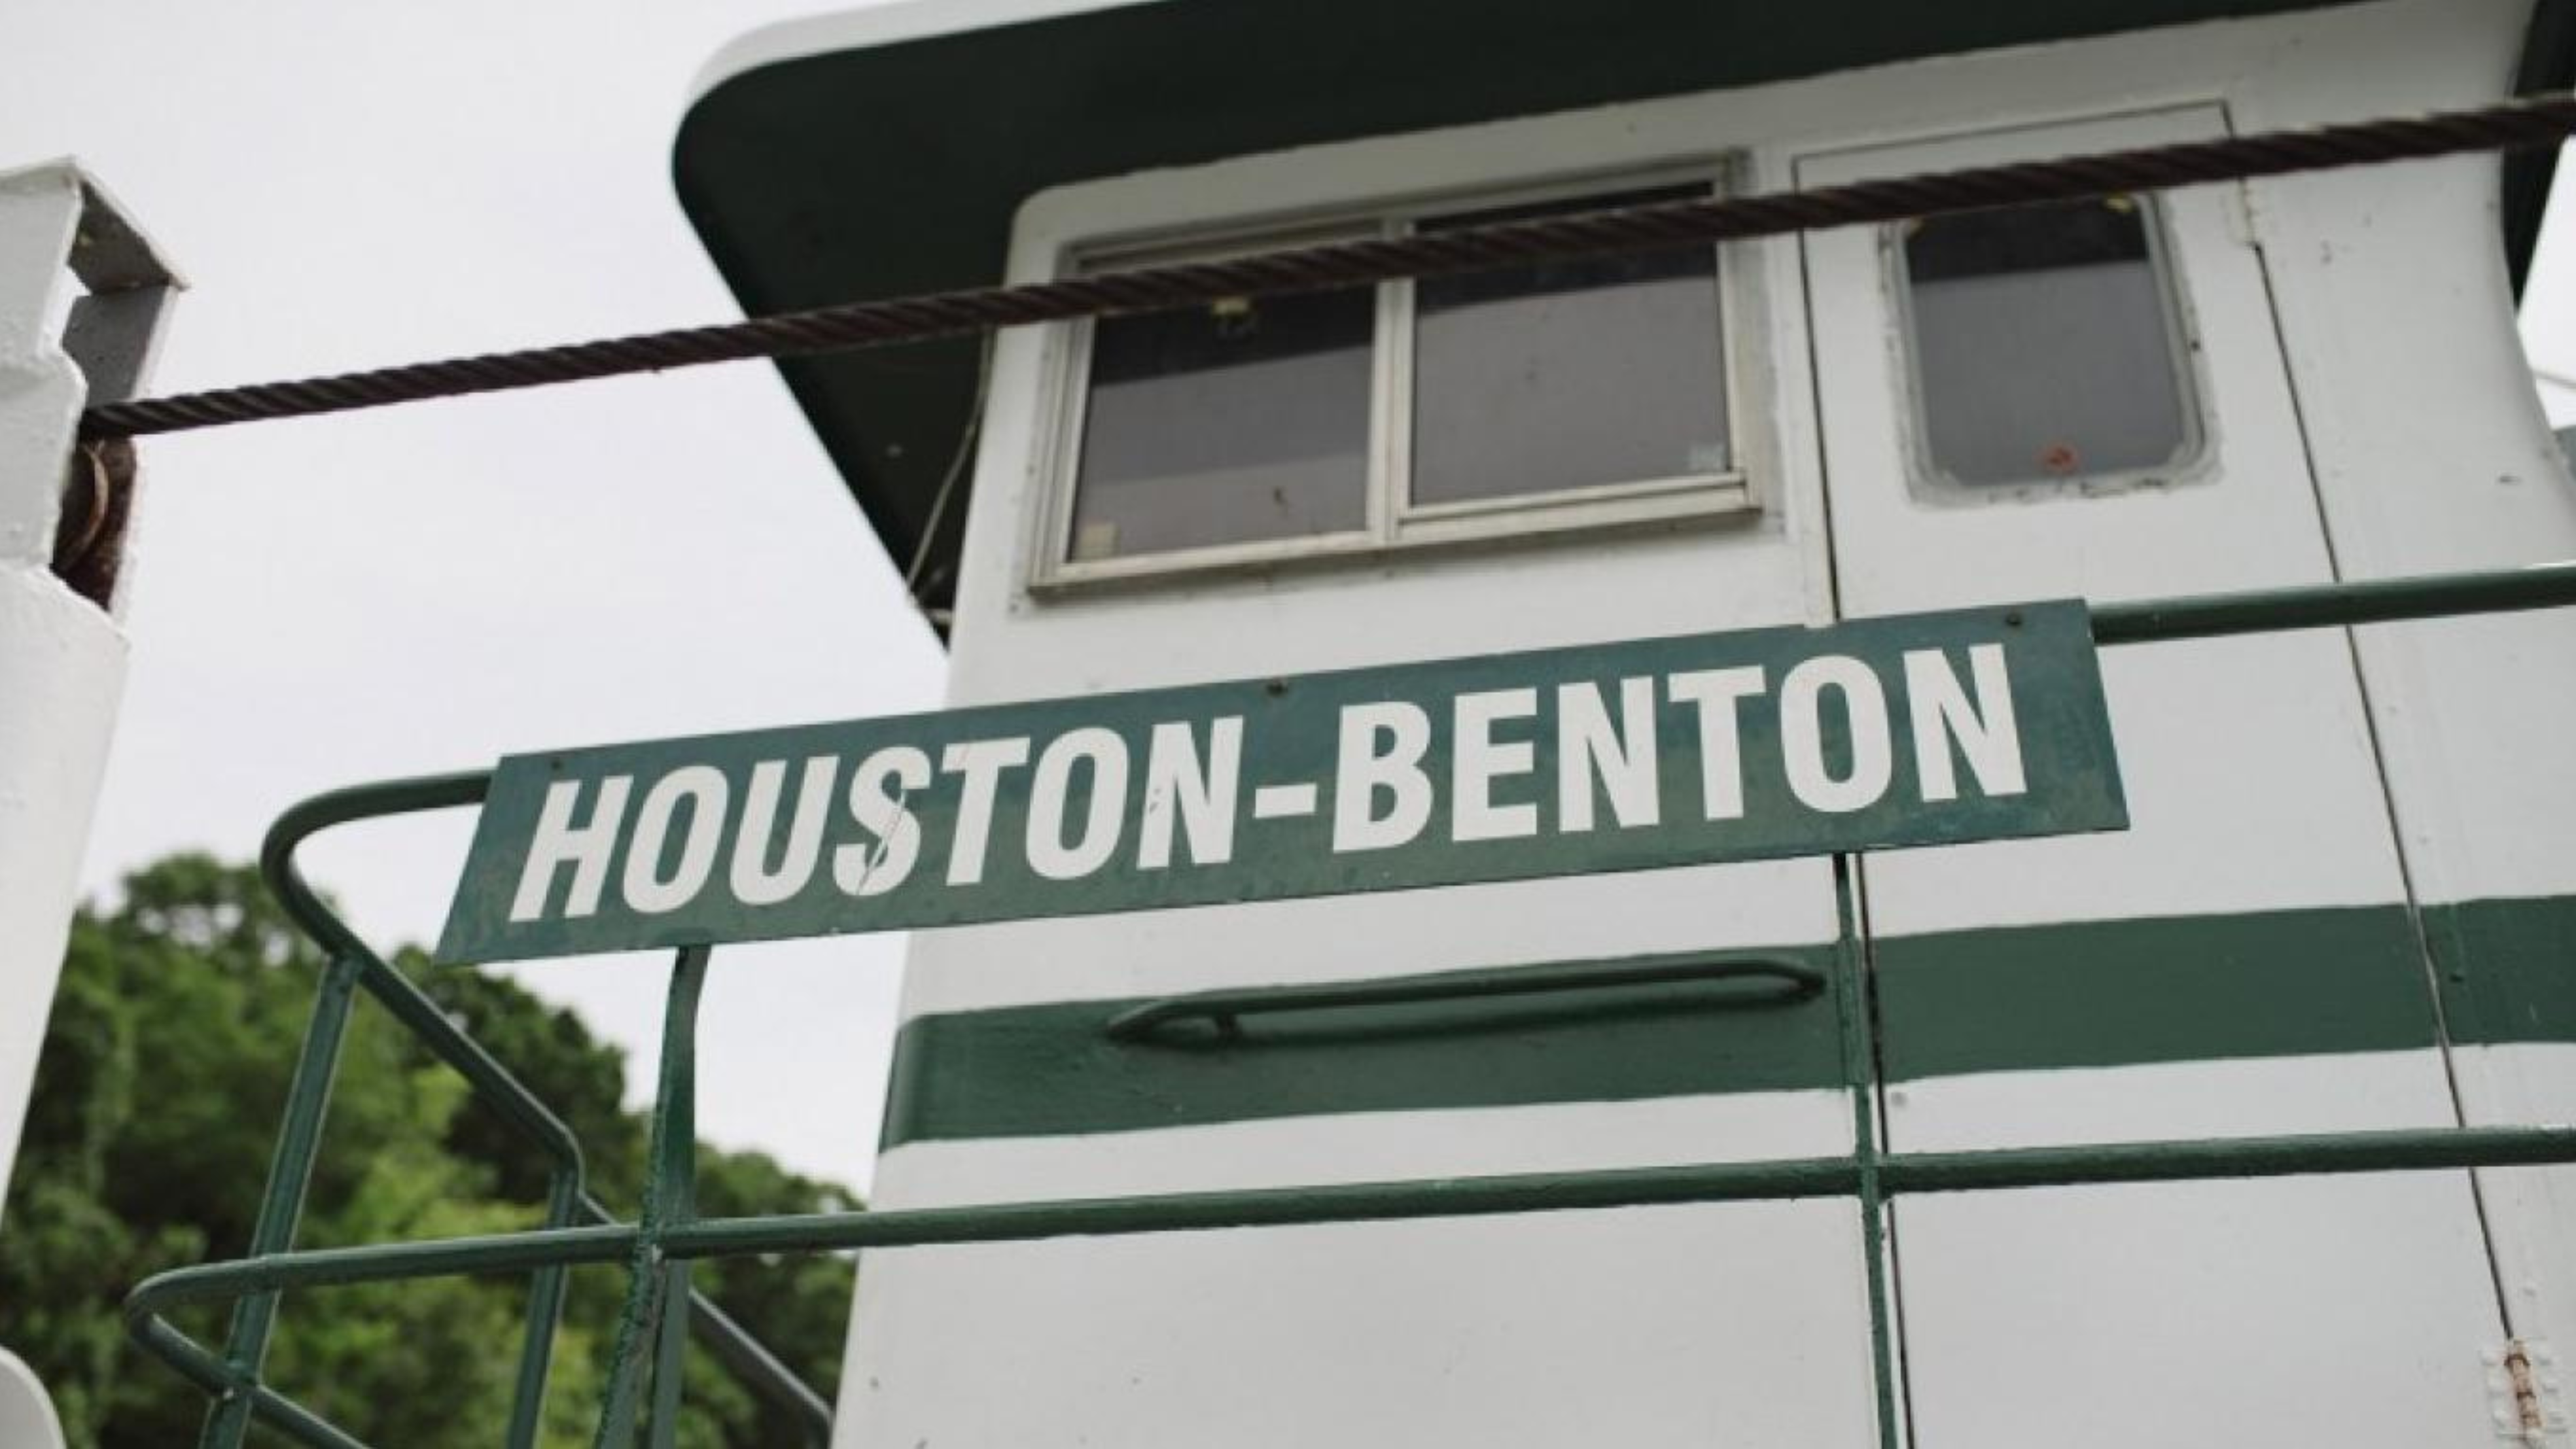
(0, 158, 177, 1439)
(0, 1348, 66, 1449)
(0, 161, 177, 1216)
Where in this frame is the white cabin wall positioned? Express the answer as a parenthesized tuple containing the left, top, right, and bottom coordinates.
(1784, 9, 2533, 1438)
(833, 3, 2566, 1444)
(849, 105, 1875, 1440)
(2238, 0, 2576, 1369)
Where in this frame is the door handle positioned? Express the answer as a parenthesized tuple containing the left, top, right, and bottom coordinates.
(1104, 952, 1826, 1043)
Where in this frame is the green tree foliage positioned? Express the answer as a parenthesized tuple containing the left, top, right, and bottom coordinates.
(0, 855, 856, 1448)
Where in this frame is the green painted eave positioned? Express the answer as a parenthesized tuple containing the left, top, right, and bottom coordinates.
(671, 0, 2539, 619)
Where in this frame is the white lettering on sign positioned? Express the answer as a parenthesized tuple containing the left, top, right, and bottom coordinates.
(624, 766, 729, 914)
(485, 642, 2045, 927)
(1453, 688, 1540, 843)
(1333, 703, 1434, 852)
(1251, 784, 1318, 819)
(730, 757, 838, 907)
(1139, 718, 1242, 869)
(1558, 676, 1659, 833)
(510, 776, 634, 922)
(836, 746, 930, 898)
(1667, 666, 1765, 820)
(940, 739, 1031, 886)
(1905, 645, 2027, 803)
(444, 604, 2123, 964)
(1780, 656, 1893, 814)
(1027, 728, 1128, 881)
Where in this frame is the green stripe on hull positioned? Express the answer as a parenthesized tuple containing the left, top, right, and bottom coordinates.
(883, 897, 2573, 1146)
(883, 949, 1846, 1148)
(2428, 896, 2576, 1047)
(1875, 905, 2438, 1081)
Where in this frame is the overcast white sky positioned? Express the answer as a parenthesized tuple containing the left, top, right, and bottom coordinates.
(5, 3, 2574, 1196)
(5, 1, 940, 1193)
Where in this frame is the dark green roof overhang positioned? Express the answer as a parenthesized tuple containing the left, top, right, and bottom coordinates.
(673, 0, 2567, 621)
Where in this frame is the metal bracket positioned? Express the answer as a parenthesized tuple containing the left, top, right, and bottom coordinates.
(0, 160, 181, 613)
(60, 173, 182, 406)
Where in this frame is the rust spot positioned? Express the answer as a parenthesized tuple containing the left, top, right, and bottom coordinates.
(2507, 1340, 2547, 1440)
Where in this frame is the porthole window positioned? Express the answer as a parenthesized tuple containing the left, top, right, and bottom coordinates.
(1896, 194, 2203, 489)
(1042, 173, 1754, 584)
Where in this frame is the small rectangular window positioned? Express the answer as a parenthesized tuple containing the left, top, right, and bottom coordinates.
(1046, 173, 1752, 582)
(1898, 195, 2200, 489)
(1411, 187, 1730, 508)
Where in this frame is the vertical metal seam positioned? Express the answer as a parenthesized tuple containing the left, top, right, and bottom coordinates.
(1834, 857, 1903, 1449)
(2231, 147, 2520, 1338)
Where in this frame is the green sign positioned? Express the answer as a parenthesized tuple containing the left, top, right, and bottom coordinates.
(436, 601, 2125, 965)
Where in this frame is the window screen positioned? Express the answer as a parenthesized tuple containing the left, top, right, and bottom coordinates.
(1411, 186, 1731, 508)
(1900, 196, 2198, 487)
(1068, 288, 1375, 563)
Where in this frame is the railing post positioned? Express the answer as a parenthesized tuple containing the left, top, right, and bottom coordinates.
(503, 1166, 584, 1449)
(200, 951, 368, 1449)
(595, 946, 711, 1449)
(1832, 857, 1905, 1449)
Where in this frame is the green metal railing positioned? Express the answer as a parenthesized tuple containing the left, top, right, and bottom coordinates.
(125, 559, 2576, 1449)
(137, 776, 834, 1449)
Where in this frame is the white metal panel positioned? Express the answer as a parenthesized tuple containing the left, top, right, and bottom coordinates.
(1855, 636, 2407, 933)
(843, 78, 1863, 1449)
(2185, 0, 2576, 1374)
(1886, 1051, 2461, 1155)
(1800, 107, 2412, 939)
(837, 1205, 1878, 1449)
(2231, 0, 2576, 909)
(2457, 1045, 2576, 1357)
(1896, 1175, 2501, 1449)
(921, 63, 1854, 1198)
(900, 858, 1835, 1017)
(874, 1090, 1854, 1207)
(1796, 63, 2516, 1449)
(834, 5, 2548, 1446)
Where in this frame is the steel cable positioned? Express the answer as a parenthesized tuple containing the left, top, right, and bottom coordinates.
(78, 94, 2576, 441)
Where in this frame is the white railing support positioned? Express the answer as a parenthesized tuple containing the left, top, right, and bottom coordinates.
(0, 158, 179, 1216)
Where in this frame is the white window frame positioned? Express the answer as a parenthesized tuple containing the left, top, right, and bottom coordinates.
(1885, 189, 2213, 504)
(1028, 162, 1762, 591)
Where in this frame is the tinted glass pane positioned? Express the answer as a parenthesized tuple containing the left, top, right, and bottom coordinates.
(1071, 287, 1374, 562)
(1412, 186, 1730, 508)
(1902, 196, 2195, 486)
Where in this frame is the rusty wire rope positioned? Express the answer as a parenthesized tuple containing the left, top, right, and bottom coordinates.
(78, 93, 2576, 442)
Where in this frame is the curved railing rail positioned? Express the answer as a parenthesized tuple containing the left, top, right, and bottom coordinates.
(122, 559, 2576, 1449)
(141, 772, 832, 1449)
